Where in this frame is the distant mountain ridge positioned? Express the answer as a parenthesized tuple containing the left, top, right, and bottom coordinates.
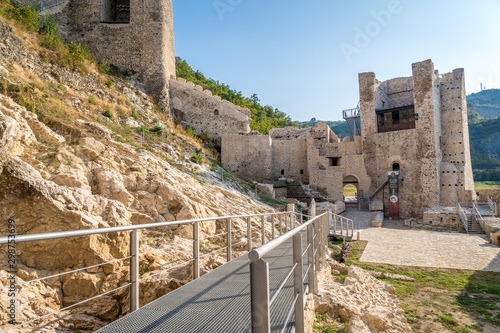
(467, 89, 500, 119)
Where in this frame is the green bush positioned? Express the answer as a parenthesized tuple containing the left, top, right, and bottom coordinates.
(9, 6, 39, 32)
(130, 109, 138, 119)
(97, 61, 110, 75)
(39, 14, 58, 36)
(191, 154, 202, 164)
(102, 106, 113, 118)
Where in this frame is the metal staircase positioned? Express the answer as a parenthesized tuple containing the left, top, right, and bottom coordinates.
(369, 179, 388, 200)
(458, 202, 485, 234)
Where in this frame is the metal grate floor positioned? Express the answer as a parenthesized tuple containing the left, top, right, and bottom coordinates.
(97, 233, 310, 333)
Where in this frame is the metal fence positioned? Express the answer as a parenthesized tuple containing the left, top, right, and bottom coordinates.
(248, 212, 330, 333)
(0, 210, 304, 332)
(457, 203, 468, 232)
(39, 0, 66, 11)
(488, 198, 498, 216)
(329, 212, 354, 239)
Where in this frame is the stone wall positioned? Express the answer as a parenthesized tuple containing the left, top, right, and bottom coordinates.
(382, 76, 414, 108)
(270, 127, 308, 182)
(476, 189, 500, 204)
(221, 133, 271, 179)
(170, 78, 251, 145)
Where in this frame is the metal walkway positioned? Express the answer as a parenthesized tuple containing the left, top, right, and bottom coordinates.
(97, 235, 308, 333)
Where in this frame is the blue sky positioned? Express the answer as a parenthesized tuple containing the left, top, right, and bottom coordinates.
(172, 0, 500, 121)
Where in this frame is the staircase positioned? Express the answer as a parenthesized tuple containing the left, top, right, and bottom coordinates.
(467, 214, 484, 234)
(369, 179, 388, 200)
(458, 202, 485, 234)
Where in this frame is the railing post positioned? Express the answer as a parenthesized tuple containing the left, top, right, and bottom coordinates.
(130, 230, 139, 312)
(193, 222, 199, 279)
(247, 216, 252, 252)
(319, 214, 326, 265)
(279, 214, 283, 235)
(293, 233, 304, 332)
(310, 199, 316, 218)
(287, 204, 295, 230)
(250, 259, 270, 333)
(261, 215, 266, 245)
(323, 214, 328, 261)
(271, 215, 275, 239)
(314, 219, 321, 272)
(227, 218, 232, 262)
(307, 223, 317, 294)
(333, 215, 338, 237)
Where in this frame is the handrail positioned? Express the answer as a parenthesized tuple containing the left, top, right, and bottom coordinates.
(488, 198, 498, 215)
(248, 212, 329, 332)
(457, 203, 468, 232)
(473, 203, 484, 222)
(0, 211, 287, 245)
(0, 210, 295, 332)
(329, 212, 354, 238)
(248, 213, 325, 262)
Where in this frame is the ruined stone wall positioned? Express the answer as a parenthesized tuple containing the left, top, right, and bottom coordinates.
(36, 0, 176, 102)
(270, 127, 308, 182)
(306, 123, 369, 202)
(476, 189, 500, 204)
(221, 133, 271, 180)
(170, 78, 251, 146)
(384, 76, 414, 108)
(439, 69, 475, 203)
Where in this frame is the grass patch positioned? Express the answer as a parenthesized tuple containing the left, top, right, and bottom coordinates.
(329, 240, 500, 331)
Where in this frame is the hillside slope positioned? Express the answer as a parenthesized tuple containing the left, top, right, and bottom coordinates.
(467, 89, 500, 119)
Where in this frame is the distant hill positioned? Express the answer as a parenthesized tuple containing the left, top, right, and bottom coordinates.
(467, 89, 500, 119)
(296, 118, 350, 139)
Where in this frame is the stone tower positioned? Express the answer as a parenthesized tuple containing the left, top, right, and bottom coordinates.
(439, 69, 475, 204)
(37, 0, 176, 103)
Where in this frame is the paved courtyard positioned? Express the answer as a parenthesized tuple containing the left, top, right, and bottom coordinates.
(342, 209, 500, 272)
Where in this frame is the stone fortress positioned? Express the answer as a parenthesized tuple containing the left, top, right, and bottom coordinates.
(26, 0, 252, 140)
(222, 60, 476, 223)
(27, 1, 477, 224)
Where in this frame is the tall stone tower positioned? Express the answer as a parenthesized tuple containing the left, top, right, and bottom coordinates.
(439, 69, 475, 204)
(38, 0, 176, 104)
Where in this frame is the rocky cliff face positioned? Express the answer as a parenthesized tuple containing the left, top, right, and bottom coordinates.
(0, 16, 274, 332)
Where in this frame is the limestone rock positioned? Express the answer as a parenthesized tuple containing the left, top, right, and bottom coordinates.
(315, 266, 411, 333)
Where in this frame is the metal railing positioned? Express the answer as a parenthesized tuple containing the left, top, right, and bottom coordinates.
(39, 0, 67, 11)
(473, 202, 485, 232)
(329, 212, 354, 239)
(488, 198, 498, 215)
(457, 203, 468, 232)
(342, 106, 360, 119)
(248, 212, 329, 333)
(0, 210, 304, 332)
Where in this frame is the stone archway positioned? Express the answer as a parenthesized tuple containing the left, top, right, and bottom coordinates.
(343, 175, 360, 204)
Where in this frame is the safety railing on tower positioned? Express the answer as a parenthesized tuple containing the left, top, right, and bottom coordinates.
(248, 212, 330, 333)
(0, 209, 306, 332)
